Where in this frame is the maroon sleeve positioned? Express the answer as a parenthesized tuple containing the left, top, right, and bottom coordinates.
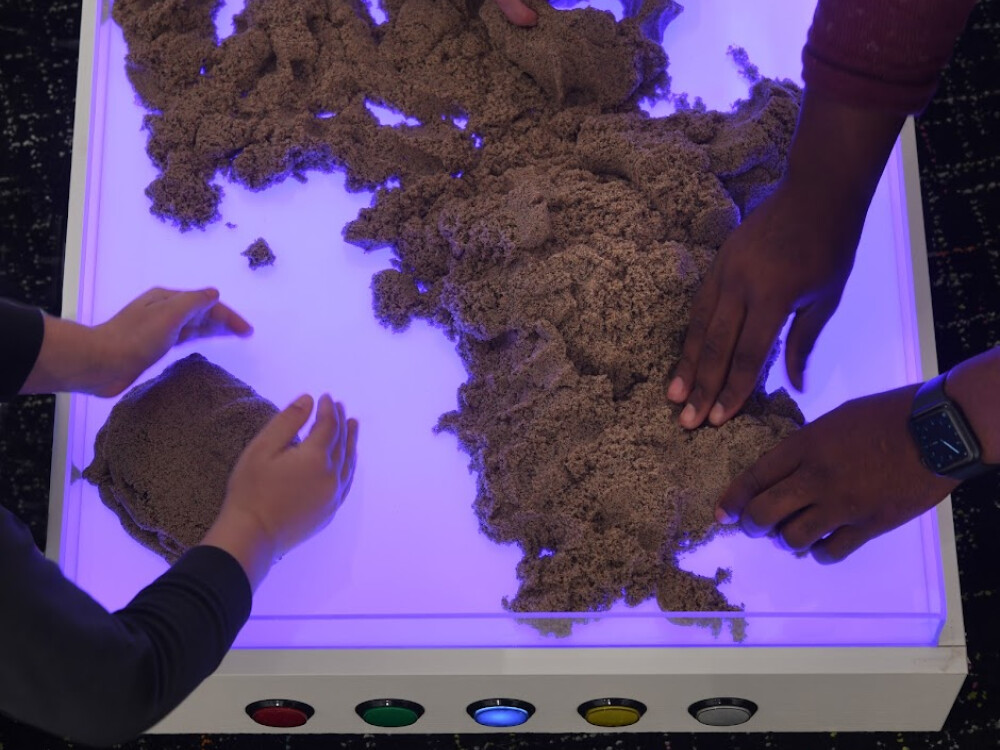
(802, 0, 980, 114)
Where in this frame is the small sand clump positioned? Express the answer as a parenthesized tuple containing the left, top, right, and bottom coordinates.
(111, 0, 803, 625)
(242, 237, 276, 268)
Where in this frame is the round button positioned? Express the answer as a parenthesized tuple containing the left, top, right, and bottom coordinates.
(578, 698, 647, 727)
(467, 698, 535, 727)
(356, 699, 425, 727)
(688, 698, 758, 727)
(245, 699, 315, 728)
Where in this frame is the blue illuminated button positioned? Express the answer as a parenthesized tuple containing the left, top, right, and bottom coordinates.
(467, 698, 535, 727)
(475, 706, 527, 727)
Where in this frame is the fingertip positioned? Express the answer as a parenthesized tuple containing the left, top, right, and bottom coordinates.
(667, 376, 686, 403)
(679, 403, 698, 430)
(810, 547, 835, 565)
(715, 506, 738, 525)
(496, 0, 538, 26)
(202, 287, 220, 301)
(317, 392, 333, 416)
(234, 315, 254, 336)
(292, 394, 313, 412)
(708, 402, 726, 427)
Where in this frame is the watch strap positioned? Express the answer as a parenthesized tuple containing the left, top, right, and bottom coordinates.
(911, 372, 948, 416)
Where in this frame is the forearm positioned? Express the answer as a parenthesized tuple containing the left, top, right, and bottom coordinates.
(0, 510, 251, 746)
(944, 348, 1000, 465)
(785, 89, 905, 218)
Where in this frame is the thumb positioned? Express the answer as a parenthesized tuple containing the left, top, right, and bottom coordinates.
(785, 298, 838, 392)
(253, 395, 314, 456)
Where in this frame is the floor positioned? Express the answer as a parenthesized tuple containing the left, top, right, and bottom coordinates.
(1, 0, 998, 747)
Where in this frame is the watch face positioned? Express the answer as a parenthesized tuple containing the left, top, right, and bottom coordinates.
(912, 406, 973, 474)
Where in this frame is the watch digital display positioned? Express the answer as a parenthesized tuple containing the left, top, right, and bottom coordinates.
(911, 405, 974, 474)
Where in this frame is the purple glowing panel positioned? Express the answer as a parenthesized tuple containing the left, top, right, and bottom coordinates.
(56, 0, 944, 649)
(213, 0, 245, 42)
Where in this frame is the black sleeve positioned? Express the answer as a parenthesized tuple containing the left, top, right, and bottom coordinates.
(0, 298, 46, 400)
(0, 506, 252, 747)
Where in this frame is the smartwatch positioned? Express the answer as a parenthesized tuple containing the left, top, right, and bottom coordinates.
(909, 371, 997, 481)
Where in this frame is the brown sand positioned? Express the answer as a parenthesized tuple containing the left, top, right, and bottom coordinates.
(242, 236, 276, 268)
(82, 354, 279, 563)
(111, 0, 803, 626)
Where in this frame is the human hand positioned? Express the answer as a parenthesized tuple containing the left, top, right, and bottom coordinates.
(715, 385, 957, 564)
(666, 179, 864, 430)
(21, 287, 252, 397)
(203, 394, 359, 589)
(90, 287, 253, 397)
(493, 0, 538, 25)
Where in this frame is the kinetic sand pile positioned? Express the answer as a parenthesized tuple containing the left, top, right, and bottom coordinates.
(111, 0, 804, 626)
(83, 354, 279, 562)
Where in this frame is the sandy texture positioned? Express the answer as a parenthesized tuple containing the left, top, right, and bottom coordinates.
(112, 0, 803, 623)
(243, 236, 276, 268)
(82, 354, 278, 563)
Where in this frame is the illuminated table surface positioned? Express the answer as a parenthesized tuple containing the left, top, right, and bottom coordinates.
(47, 0, 966, 734)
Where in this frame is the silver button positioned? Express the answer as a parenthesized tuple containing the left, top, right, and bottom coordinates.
(688, 698, 757, 726)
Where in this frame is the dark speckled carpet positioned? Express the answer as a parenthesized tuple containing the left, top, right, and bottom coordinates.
(2, 0, 999, 748)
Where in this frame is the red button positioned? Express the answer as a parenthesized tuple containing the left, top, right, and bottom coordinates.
(250, 706, 310, 728)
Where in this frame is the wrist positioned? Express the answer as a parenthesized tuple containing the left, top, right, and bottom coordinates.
(785, 90, 906, 214)
(21, 315, 106, 395)
(199, 503, 278, 591)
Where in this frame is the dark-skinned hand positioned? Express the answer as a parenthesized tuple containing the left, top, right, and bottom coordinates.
(667, 178, 866, 430)
(715, 384, 958, 564)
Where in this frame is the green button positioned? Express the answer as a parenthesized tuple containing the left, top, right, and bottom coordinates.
(361, 704, 421, 727)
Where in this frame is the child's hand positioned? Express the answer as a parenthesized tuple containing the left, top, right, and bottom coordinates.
(201, 394, 359, 590)
(90, 287, 253, 397)
(21, 287, 252, 397)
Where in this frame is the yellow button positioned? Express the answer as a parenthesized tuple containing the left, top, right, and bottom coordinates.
(584, 705, 642, 727)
